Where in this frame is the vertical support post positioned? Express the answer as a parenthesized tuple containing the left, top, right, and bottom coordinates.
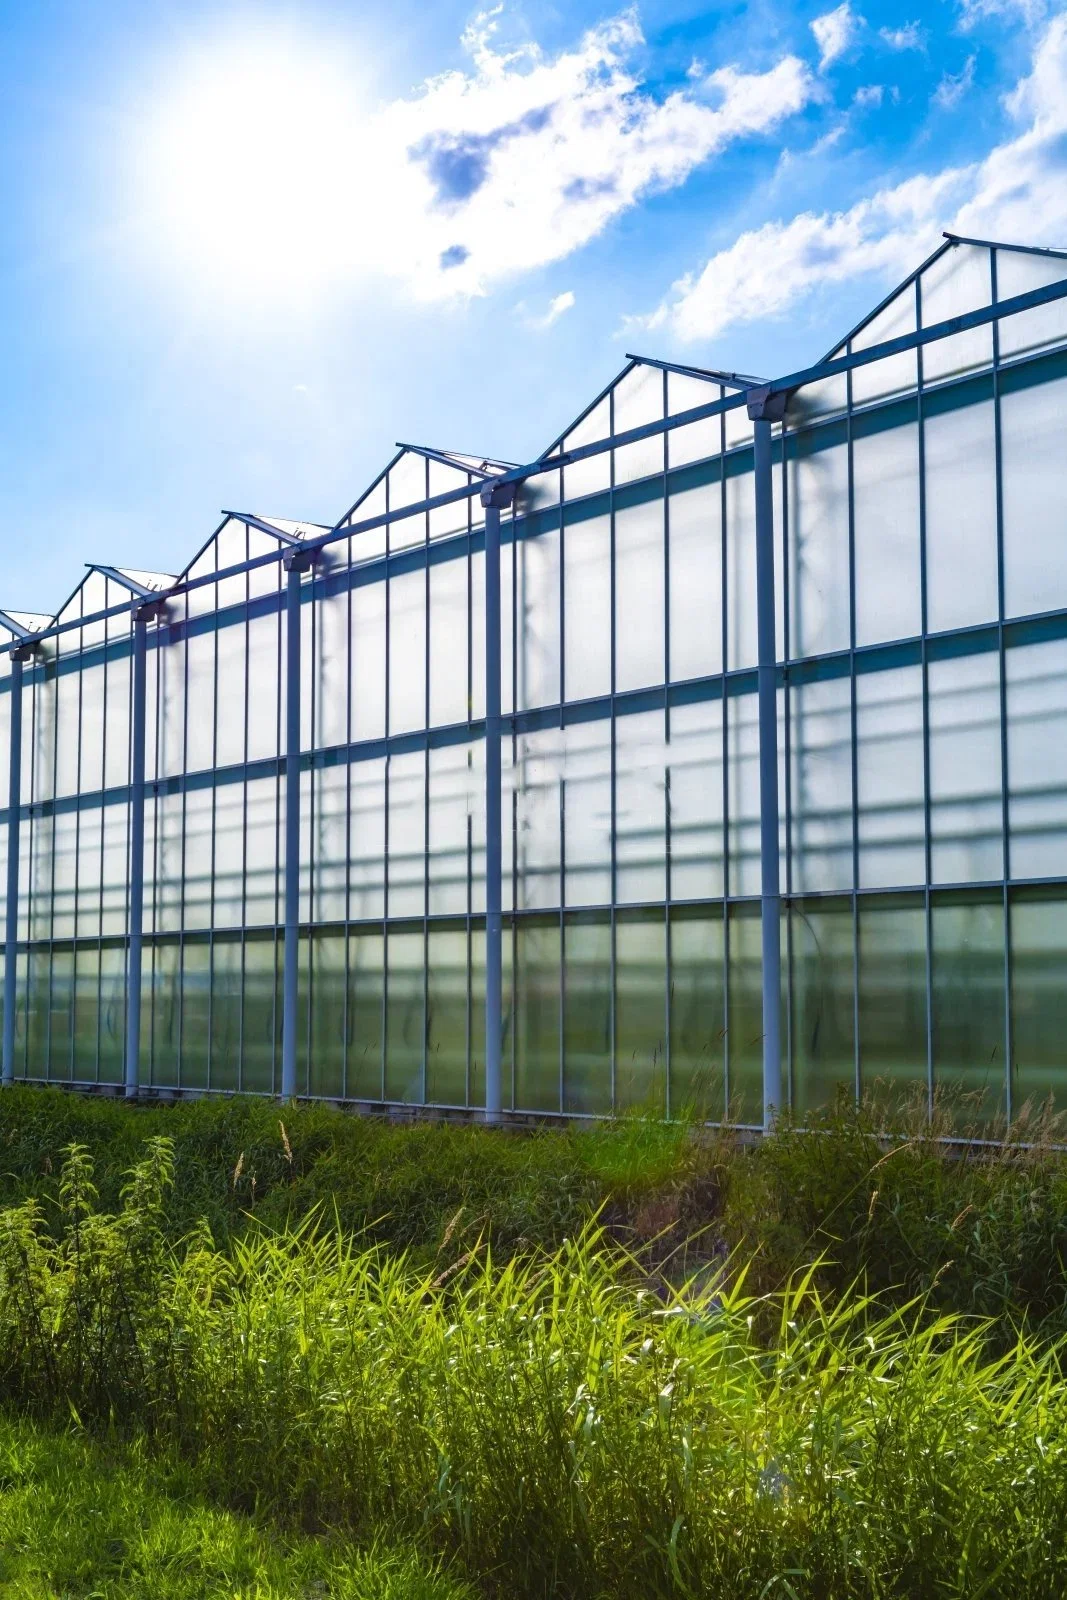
(281, 555, 310, 1100)
(748, 387, 787, 1130)
(124, 605, 153, 1098)
(2, 647, 30, 1087)
(481, 478, 516, 1124)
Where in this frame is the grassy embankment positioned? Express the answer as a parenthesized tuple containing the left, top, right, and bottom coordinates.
(1, 1086, 1067, 1596)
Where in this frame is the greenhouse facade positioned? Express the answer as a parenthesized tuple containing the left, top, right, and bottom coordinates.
(2, 232, 1066, 1128)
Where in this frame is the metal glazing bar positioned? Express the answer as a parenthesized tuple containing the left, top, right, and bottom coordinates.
(281, 554, 311, 1098)
(481, 479, 514, 1123)
(2, 648, 30, 1085)
(747, 391, 786, 1128)
(124, 603, 154, 1097)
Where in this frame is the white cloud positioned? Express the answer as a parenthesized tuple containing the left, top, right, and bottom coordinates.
(933, 53, 977, 109)
(811, 3, 860, 69)
(880, 22, 925, 49)
(853, 83, 885, 106)
(523, 289, 576, 329)
(637, 13, 1067, 343)
(958, 0, 1047, 31)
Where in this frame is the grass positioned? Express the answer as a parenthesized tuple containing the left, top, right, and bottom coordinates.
(2, 1134, 1067, 1596)
(0, 1416, 470, 1598)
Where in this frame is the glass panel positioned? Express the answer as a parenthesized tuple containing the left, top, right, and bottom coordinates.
(562, 396, 611, 502)
(246, 612, 281, 762)
(725, 458, 757, 671)
(562, 719, 611, 907)
(563, 912, 612, 1114)
(349, 756, 386, 920)
(516, 517, 561, 710)
(727, 688, 783, 899)
(669, 908, 725, 1119)
(921, 244, 992, 383)
(179, 941, 210, 1089)
(182, 788, 213, 931)
(47, 949, 74, 1082)
(148, 941, 180, 1088)
(212, 783, 245, 929)
(428, 742, 472, 916)
(103, 652, 131, 790)
(311, 765, 348, 924)
(385, 927, 424, 1103)
(470, 925, 486, 1110)
(995, 248, 1067, 360)
(309, 930, 345, 1098)
(426, 926, 468, 1106)
(851, 289, 918, 406)
(184, 632, 216, 774)
(614, 912, 666, 1112)
(314, 591, 350, 752)
(612, 365, 665, 486)
(923, 393, 998, 632)
(514, 918, 560, 1112)
(388, 568, 426, 734)
(429, 553, 469, 728)
(347, 930, 384, 1100)
(786, 374, 848, 427)
(428, 457, 471, 543)
(790, 898, 855, 1115)
(78, 663, 105, 793)
(245, 777, 280, 928)
(668, 697, 724, 900)
(351, 580, 387, 742)
(213, 621, 246, 766)
(856, 663, 925, 889)
(666, 372, 721, 468)
(790, 673, 853, 893)
(928, 650, 1002, 884)
(387, 750, 425, 919)
(726, 902, 765, 1126)
(1006, 638, 1067, 880)
(615, 710, 666, 905)
(614, 498, 664, 692)
(852, 414, 921, 646)
(788, 432, 850, 657)
(513, 727, 562, 911)
(563, 510, 611, 701)
(210, 937, 241, 1091)
(1010, 889, 1067, 1110)
(857, 896, 927, 1104)
(668, 483, 722, 682)
(26, 949, 49, 1081)
(931, 892, 1005, 1123)
(1000, 371, 1067, 618)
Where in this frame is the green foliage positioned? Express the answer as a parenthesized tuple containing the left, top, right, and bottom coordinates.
(2, 1141, 1067, 1596)
(0, 1415, 470, 1598)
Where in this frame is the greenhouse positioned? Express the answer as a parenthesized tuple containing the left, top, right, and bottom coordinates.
(1, 232, 1066, 1128)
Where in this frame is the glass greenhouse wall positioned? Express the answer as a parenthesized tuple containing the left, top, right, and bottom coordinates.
(2, 233, 1066, 1127)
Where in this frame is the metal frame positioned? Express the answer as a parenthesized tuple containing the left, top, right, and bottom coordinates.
(2, 236, 1067, 1128)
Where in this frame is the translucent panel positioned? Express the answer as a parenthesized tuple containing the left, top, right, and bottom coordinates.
(428, 742, 472, 916)
(614, 912, 666, 1111)
(470, 529, 514, 723)
(790, 899, 855, 1115)
(344, 477, 389, 564)
(928, 650, 1002, 884)
(77, 663, 106, 792)
(667, 697, 724, 901)
(210, 937, 242, 1091)
(309, 930, 345, 1097)
(179, 940, 211, 1089)
(214, 620, 247, 765)
(347, 930, 384, 1100)
(612, 364, 665, 486)
(514, 918, 560, 1111)
(148, 940, 180, 1088)
(857, 896, 928, 1102)
(924, 393, 998, 632)
(724, 398, 754, 452)
(311, 764, 348, 923)
(240, 936, 279, 1092)
(25, 948, 49, 1079)
(856, 663, 925, 889)
(790, 673, 853, 893)
(385, 927, 424, 1102)
(562, 395, 611, 501)
(995, 248, 1067, 360)
(184, 630, 217, 775)
(75, 809, 102, 939)
(51, 809, 78, 939)
(388, 568, 426, 734)
(154, 793, 184, 933)
(470, 925, 486, 1109)
(314, 591, 351, 751)
(101, 805, 128, 940)
(429, 552, 468, 727)
(562, 719, 611, 907)
(1010, 889, 1067, 1109)
(73, 945, 101, 1080)
(563, 912, 612, 1114)
(182, 787, 214, 931)
(48, 949, 74, 1082)
(563, 511, 611, 701)
(931, 893, 1006, 1121)
(426, 926, 468, 1105)
(669, 909, 725, 1118)
(1000, 372, 1067, 618)
(468, 737, 486, 916)
(726, 903, 766, 1125)
(615, 710, 666, 904)
(351, 580, 387, 742)
(1006, 638, 1067, 879)
(788, 432, 850, 658)
(850, 287, 918, 406)
(245, 777, 281, 927)
(428, 457, 472, 543)
(727, 688, 784, 900)
(852, 415, 921, 646)
(513, 727, 562, 911)
(785, 374, 848, 427)
(668, 483, 722, 681)
(212, 783, 246, 928)
(387, 750, 425, 918)
(666, 372, 721, 468)
(516, 519, 561, 710)
(30, 673, 55, 806)
(388, 450, 429, 517)
(157, 631, 187, 779)
(724, 459, 757, 671)
(921, 244, 992, 383)
(614, 498, 664, 692)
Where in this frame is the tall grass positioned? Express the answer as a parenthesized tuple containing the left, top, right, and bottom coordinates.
(2, 1138, 1067, 1597)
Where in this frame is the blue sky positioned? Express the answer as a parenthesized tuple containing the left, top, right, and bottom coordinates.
(0, 0, 1062, 609)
